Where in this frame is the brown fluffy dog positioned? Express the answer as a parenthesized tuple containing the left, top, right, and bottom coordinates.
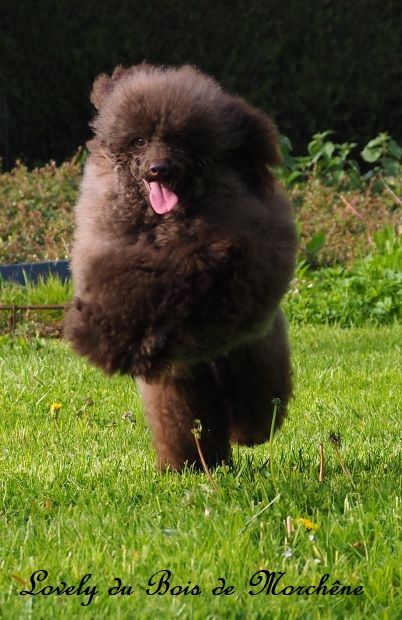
(64, 64, 297, 471)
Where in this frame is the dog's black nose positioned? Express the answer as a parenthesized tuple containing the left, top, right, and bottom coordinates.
(149, 161, 171, 178)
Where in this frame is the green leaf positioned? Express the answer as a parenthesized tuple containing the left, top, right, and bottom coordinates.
(382, 159, 401, 177)
(323, 142, 335, 160)
(387, 140, 402, 161)
(306, 231, 326, 256)
(361, 146, 383, 163)
(364, 133, 389, 148)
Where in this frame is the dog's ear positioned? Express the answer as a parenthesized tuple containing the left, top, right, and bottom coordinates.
(225, 96, 281, 167)
(90, 65, 131, 109)
(90, 74, 114, 109)
(223, 96, 281, 192)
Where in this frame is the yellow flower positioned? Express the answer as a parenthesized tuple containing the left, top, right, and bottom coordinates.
(296, 517, 320, 531)
(50, 402, 62, 414)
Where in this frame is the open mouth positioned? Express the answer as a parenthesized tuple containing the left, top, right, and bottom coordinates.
(143, 180, 179, 215)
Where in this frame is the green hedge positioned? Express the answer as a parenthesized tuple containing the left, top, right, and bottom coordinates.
(1, 0, 402, 167)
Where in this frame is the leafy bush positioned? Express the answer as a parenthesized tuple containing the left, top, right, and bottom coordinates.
(0, 152, 83, 264)
(276, 131, 361, 189)
(276, 131, 402, 192)
(276, 132, 402, 267)
(294, 179, 401, 267)
(285, 229, 402, 327)
(361, 132, 402, 179)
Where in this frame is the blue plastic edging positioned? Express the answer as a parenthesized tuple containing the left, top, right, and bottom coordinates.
(0, 260, 71, 284)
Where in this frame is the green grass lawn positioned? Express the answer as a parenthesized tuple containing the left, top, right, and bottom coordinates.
(0, 326, 401, 619)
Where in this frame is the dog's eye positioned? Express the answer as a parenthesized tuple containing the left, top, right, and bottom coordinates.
(134, 138, 146, 147)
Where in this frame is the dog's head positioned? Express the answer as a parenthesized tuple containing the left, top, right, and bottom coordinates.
(89, 64, 281, 215)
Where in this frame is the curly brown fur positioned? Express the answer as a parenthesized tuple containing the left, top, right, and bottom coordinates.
(64, 63, 297, 471)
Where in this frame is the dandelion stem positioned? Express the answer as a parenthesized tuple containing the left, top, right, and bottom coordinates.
(191, 419, 219, 492)
(269, 399, 280, 481)
(329, 434, 354, 485)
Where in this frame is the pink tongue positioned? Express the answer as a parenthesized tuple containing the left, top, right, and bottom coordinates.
(149, 182, 179, 214)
